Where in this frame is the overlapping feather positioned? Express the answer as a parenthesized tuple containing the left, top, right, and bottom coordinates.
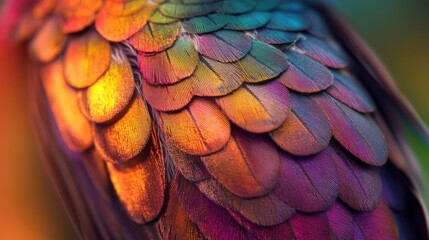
(22, 0, 419, 239)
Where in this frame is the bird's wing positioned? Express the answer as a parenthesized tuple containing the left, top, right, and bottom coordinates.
(7, 0, 428, 239)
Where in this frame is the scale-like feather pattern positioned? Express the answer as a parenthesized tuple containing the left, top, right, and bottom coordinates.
(182, 14, 230, 34)
(275, 150, 339, 212)
(20, 0, 426, 238)
(327, 71, 376, 113)
(270, 93, 332, 155)
(191, 60, 243, 97)
(289, 212, 332, 240)
(142, 79, 193, 111)
(129, 22, 180, 53)
(160, 2, 220, 18)
(231, 211, 295, 240)
(195, 30, 252, 62)
(176, 175, 248, 240)
(58, 0, 101, 33)
(103, 0, 147, 16)
(198, 179, 295, 226)
(313, 94, 388, 166)
(156, 98, 230, 155)
(217, 0, 255, 14)
(279, 49, 334, 93)
(267, 11, 310, 31)
(238, 40, 288, 82)
(256, 28, 298, 45)
(224, 11, 271, 31)
(326, 202, 354, 239)
(93, 96, 152, 164)
(330, 145, 382, 211)
(255, 0, 280, 12)
(64, 30, 110, 89)
(150, 10, 178, 24)
(354, 202, 399, 239)
(138, 38, 198, 85)
(201, 128, 280, 198)
(41, 59, 93, 152)
(297, 36, 347, 69)
(160, 181, 204, 240)
(95, 2, 156, 42)
(216, 81, 290, 133)
(78, 58, 135, 123)
(166, 143, 210, 182)
(106, 132, 165, 224)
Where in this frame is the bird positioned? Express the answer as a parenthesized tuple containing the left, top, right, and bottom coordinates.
(1, 0, 428, 239)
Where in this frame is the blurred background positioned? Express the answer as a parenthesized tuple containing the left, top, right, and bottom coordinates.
(0, 0, 428, 239)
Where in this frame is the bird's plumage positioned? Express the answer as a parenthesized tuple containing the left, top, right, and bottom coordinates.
(2, 0, 428, 239)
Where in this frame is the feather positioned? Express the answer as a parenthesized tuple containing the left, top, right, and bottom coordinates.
(256, 28, 299, 45)
(142, 78, 193, 112)
(217, 0, 256, 14)
(327, 71, 376, 113)
(64, 30, 110, 89)
(354, 202, 399, 240)
(93, 96, 152, 164)
(129, 22, 180, 53)
(306, 9, 331, 38)
(330, 145, 382, 211)
(176, 175, 248, 240)
(321, 4, 429, 193)
(279, 49, 334, 93)
(41, 59, 93, 152)
(166, 143, 210, 182)
(156, 98, 230, 155)
(238, 40, 289, 83)
(159, 2, 220, 19)
(216, 81, 290, 133)
(224, 11, 271, 31)
(289, 212, 332, 240)
(95, 2, 156, 42)
(63, 15, 96, 34)
(160, 181, 204, 240)
(182, 13, 230, 34)
(267, 11, 310, 31)
(106, 133, 165, 224)
(200, 127, 280, 198)
(191, 60, 243, 97)
(102, 0, 146, 16)
(255, 0, 280, 11)
(275, 149, 339, 212)
(313, 93, 388, 166)
(270, 93, 332, 155)
(326, 202, 354, 240)
(149, 10, 178, 24)
(197, 179, 295, 226)
(230, 211, 295, 240)
(195, 30, 252, 62)
(58, 0, 101, 33)
(138, 38, 198, 85)
(78, 58, 135, 124)
(30, 16, 66, 62)
(278, 2, 306, 12)
(297, 35, 347, 68)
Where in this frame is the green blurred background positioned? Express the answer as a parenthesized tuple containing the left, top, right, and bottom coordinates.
(0, 1, 428, 239)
